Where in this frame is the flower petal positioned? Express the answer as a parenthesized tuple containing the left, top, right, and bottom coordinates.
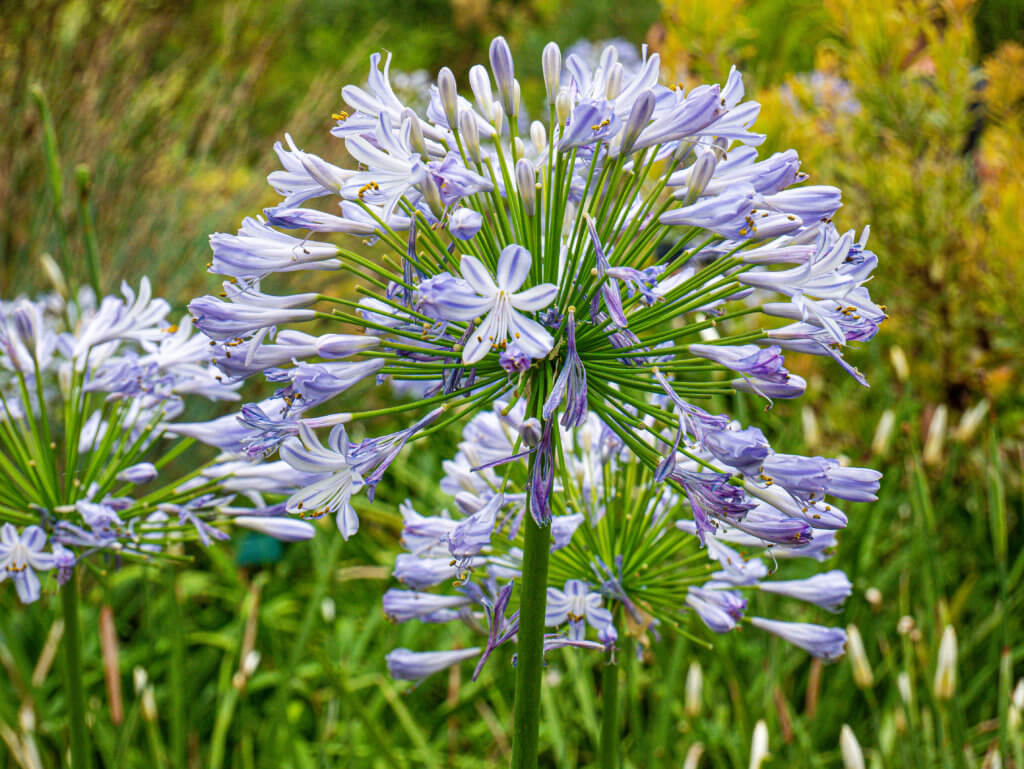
(507, 310, 553, 359)
(510, 283, 557, 312)
(497, 245, 531, 293)
(460, 255, 497, 297)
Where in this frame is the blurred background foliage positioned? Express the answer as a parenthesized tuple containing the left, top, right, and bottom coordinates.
(1, 0, 1023, 767)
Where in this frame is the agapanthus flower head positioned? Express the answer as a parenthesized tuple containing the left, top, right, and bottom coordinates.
(0, 284, 315, 604)
(378, 401, 861, 678)
(187, 35, 883, 675)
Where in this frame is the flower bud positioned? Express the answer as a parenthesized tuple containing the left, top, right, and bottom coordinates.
(865, 586, 882, 610)
(555, 88, 572, 129)
(448, 208, 483, 241)
(512, 78, 521, 117)
(458, 109, 482, 163)
(681, 147, 718, 204)
(241, 649, 261, 678)
(684, 661, 703, 716)
(845, 624, 874, 689)
(141, 685, 158, 722)
(403, 108, 429, 158)
(683, 743, 704, 769)
(116, 462, 158, 485)
(438, 66, 459, 129)
(871, 409, 896, 457)
(923, 404, 947, 466)
(802, 405, 821, 449)
(40, 252, 68, 298)
(530, 120, 547, 154)
(890, 345, 910, 381)
(489, 36, 515, 117)
(468, 65, 494, 122)
(519, 417, 542, 447)
(934, 624, 957, 700)
(516, 158, 536, 216)
(954, 399, 989, 442)
(233, 515, 315, 542)
(420, 172, 445, 218)
(492, 102, 504, 135)
(514, 136, 526, 159)
(617, 89, 655, 157)
(605, 62, 623, 100)
(133, 666, 148, 694)
(542, 42, 561, 103)
(839, 724, 865, 769)
(320, 597, 336, 623)
(749, 720, 769, 769)
(897, 671, 913, 705)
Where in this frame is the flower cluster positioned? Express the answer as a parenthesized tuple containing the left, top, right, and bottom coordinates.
(186, 36, 883, 667)
(0, 281, 315, 604)
(383, 399, 864, 681)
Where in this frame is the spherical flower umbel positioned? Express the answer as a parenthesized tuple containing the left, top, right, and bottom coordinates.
(0, 282, 317, 604)
(187, 34, 883, 714)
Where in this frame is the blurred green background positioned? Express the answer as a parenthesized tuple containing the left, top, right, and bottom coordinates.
(2, 0, 1023, 767)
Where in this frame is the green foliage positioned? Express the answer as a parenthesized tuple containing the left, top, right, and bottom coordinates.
(1, 0, 1023, 767)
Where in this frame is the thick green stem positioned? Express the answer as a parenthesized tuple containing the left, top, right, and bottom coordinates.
(599, 655, 620, 769)
(510, 514, 552, 769)
(61, 578, 91, 769)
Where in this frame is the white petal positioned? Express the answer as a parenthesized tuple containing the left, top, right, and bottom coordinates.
(337, 502, 360, 539)
(511, 283, 557, 312)
(507, 311, 553, 359)
(460, 255, 497, 297)
(497, 245, 531, 293)
(462, 309, 501, 364)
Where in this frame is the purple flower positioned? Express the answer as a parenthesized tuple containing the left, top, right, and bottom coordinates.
(689, 343, 790, 384)
(448, 208, 484, 240)
(542, 310, 587, 428)
(387, 647, 482, 681)
(0, 525, 55, 604)
(545, 580, 615, 642)
(751, 617, 847, 660)
(759, 570, 852, 612)
(383, 589, 473, 622)
(209, 216, 341, 279)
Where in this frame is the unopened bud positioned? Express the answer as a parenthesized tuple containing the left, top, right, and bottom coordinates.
(684, 661, 703, 717)
(865, 586, 882, 610)
(438, 67, 459, 129)
(403, 108, 428, 158)
(897, 672, 913, 705)
(530, 120, 547, 154)
(923, 404, 947, 466)
(320, 597, 336, 623)
(846, 625, 874, 689)
(555, 88, 572, 128)
(839, 724, 865, 769)
(871, 409, 896, 457)
(489, 36, 515, 117)
(519, 418, 542, 448)
(18, 704, 35, 733)
(468, 65, 494, 122)
(458, 109, 482, 163)
(133, 666, 148, 695)
(542, 42, 561, 103)
(241, 649, 261, 678)
(749, 720, 770, 769)
(954, 399, 989, 442)
(890, 345, 910, 382)
(933, 624, 957, 700)
(682, 147, 718, 204)
(683, 743, 704, 769)
(897, 615, 915, 635)
(802, 406, 821, 449)
(513, 136, 526, 159)
(616, 90, 655, 157)
(605, 62, 623, 100)
(516, 158, 536, 216)
(492, 102, 504, 135)
(141, 686, 158, 722)
(39, 253, 68, 298)
(511, 79, 521, 118)
(420, 173, 444, 219)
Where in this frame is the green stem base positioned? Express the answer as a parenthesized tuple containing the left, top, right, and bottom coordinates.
(510, 515, 552, 769)
(61, 578, 91, 769)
